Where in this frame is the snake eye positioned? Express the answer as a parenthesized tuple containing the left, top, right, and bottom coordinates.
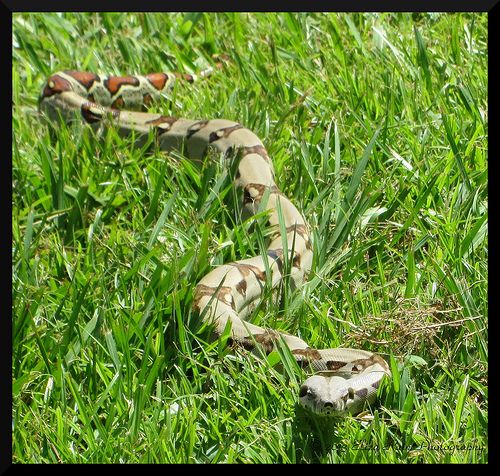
(348, 387, 355, 400)
(299, 385, 316, 399)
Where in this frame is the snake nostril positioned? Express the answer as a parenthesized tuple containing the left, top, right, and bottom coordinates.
(324, 401, 333, 408)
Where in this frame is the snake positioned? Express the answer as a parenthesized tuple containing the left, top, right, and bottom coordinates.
(39, 70, 391, 417)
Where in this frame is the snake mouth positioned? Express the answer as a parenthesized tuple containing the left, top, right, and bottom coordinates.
(301, 402, 348, 417)
(322, 402, 345, 416)
(319, 401, 348, 417)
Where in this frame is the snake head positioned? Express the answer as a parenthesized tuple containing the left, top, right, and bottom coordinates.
(299, 375, 356, 417)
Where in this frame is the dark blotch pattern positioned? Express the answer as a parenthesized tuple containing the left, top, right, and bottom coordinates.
(235, 279, 247, 297)
(63, 71, 100, 90)
(241, 144, 271, 164)
(40, 74, 72, 100)
(142, 93, 154, 109)
(145, 72, 170, 91)
(194, 284, 236, 310)
(291, 348, 322, 361)
(173, 72, 195, 83)
(209, 124, 244, 143)
(326, 360, 348, 371)
(230, 263, 266, 283)
(103, 75, 140, 95)
(111, 97, 125, 109)
(267, 249, 284, 275)
(145, 115, 178, 127)
(186, 120, 210, 139)
(292, 253, 301, 269)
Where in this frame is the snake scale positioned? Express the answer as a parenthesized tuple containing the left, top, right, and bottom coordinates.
(39, 70, 390, 416)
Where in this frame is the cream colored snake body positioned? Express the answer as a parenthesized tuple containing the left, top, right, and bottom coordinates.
(39, 70, 390, 416)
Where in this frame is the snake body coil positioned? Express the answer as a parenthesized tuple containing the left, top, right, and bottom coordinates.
(39, 70, 390, 416)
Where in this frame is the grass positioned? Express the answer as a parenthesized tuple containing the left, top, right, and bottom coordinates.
(12, 12, 488, 463)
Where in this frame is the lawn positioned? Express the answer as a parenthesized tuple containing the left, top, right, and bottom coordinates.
(12, 12, 488, 463)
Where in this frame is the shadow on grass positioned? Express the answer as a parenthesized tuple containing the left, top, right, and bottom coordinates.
(291, 403, 344, 463)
